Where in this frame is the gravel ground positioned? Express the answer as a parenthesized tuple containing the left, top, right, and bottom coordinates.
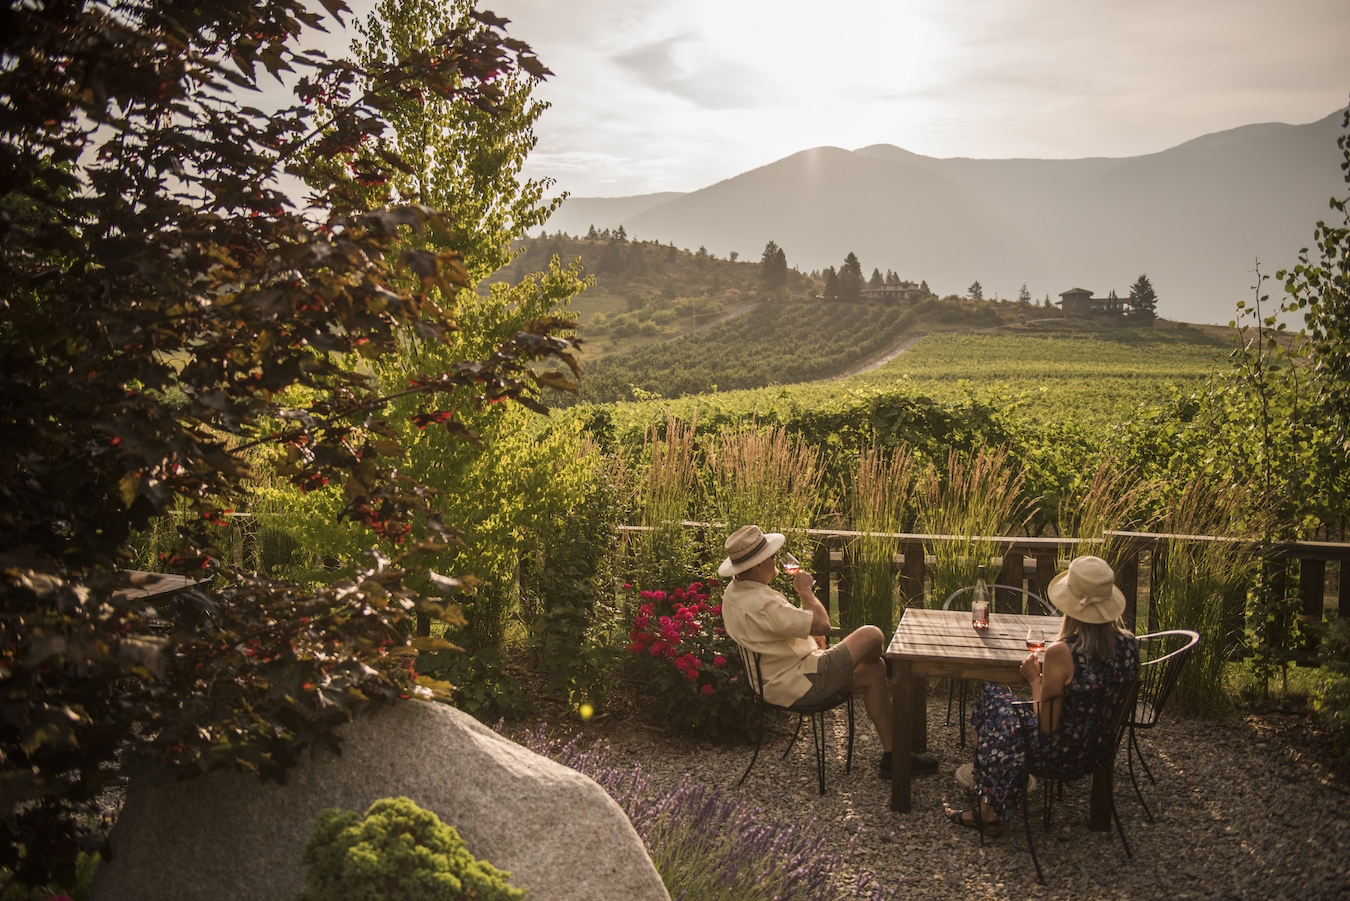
(506, 689, 1350, 901)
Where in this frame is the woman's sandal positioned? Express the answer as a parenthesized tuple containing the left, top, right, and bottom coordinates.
(945, 805, 1003, 840)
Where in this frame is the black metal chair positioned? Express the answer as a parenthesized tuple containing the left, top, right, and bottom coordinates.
(1126, 630, 1200, 822)
(943, 584, 1055, 746)
(1011, 677, 1140, 884)
(735, 642, 855, 795)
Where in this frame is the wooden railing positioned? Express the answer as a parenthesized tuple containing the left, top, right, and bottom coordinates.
(619, 523, 1349, 661)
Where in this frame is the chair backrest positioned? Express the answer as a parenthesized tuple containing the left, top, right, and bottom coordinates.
(1023, 677, 1140, 780)
(943, 584, 1056, 616)
(1133, 630, 1200, 727)
(734, 642, 767, 701)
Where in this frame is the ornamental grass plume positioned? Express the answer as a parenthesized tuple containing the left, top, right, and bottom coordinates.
(706, 424, 825, 561)
(515, 727, 901, 901)
(846, 444, 917, 635)
(1153, 476, 1273, 714)
(634, 414, 702, 587)
(916, 447, 1029, 606)
(1056, 456, 1158, 568)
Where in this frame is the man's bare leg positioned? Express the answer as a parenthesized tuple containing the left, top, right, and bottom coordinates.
(840, 625, 892, 751)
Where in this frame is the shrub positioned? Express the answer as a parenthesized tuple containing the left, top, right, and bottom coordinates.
(295, 797, 523, 901)
(1314, 616, 1350, 767)
(624, 581, 757, 737)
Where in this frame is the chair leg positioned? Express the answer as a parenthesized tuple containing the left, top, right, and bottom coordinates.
(1110, 793, 1133, 859)
(782, 714, 805, 760)
(1133, 729, 1157, 785)
(739, 712, 766, 786)
(1021, 775, 1046, 885)
(946, 678, 956, 726)
(811, 711, 827, 795)
(1126, 726, 1154, 823)
(844, 695, 855, 775)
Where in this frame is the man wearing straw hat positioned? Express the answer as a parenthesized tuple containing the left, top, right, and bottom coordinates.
(719, 524, 939, 779)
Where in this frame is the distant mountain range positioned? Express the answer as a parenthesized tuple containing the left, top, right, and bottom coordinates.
(541, 110, 1348, 324)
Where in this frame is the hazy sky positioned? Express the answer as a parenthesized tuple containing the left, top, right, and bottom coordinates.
(333, 0, 1350, 198)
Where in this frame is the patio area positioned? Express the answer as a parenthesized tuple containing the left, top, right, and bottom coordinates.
(509, 689, 1349, 901)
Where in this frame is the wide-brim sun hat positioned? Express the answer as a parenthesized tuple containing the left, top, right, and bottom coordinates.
(718, 524, 786, 578)
(1047, 555, 1127, 624)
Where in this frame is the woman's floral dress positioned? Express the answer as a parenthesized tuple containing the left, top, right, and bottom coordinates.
(970, 632, 1140, 820)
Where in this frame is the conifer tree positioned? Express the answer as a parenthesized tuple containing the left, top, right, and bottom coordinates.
(760, 240, 788, 294)
(1128, 273, 1158, 323)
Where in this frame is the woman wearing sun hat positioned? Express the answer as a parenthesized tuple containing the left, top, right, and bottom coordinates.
(945, 555, 1139, 836)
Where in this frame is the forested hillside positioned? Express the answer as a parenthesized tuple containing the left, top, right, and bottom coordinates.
(484, 232, 816, 356)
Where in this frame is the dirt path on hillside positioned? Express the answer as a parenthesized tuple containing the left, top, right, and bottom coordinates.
(688, 300, 759, 334)
(835, 333, 929, 378)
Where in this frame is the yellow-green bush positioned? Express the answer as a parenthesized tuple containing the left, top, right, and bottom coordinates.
(296, 797, 522, 901)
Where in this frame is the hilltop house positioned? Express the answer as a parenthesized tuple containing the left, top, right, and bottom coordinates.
(1058, 287, 1126, 318)
(862, 280, 925, 302)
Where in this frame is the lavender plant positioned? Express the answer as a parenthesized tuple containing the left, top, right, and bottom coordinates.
(514, 727, 901, 901)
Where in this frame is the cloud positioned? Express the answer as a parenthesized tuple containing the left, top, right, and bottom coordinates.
(613, 32, 767, 110)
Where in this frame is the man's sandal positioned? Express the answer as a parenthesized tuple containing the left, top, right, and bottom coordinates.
(945, 805, 1003, 839)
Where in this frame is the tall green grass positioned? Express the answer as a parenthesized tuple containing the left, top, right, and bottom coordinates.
(846, 445, 916, 634)
(632, 415, 702, 588)
(1153, 476, 1271, 714)
(706, 425, 825, 562)
(916, 447, 1029, 606)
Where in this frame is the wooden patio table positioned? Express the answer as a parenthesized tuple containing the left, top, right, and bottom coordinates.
(886, 607, 1114, 831)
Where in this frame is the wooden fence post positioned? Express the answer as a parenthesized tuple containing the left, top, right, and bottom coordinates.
(838, 538, 854, 626)
(998, 548, 1024, 615)
(812, 538, 832, 619)
(1148, 542, 1168, 633)
(1034, 553, 1057, 599)
(902, 539, 926, 610)
(1114, 544, 1140, 633)
(1301, 557, 1326, 656)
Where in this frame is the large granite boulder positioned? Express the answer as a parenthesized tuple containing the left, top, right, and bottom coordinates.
(92, 701, 670, 901)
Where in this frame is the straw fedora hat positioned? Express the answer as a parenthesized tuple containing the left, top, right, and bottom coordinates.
(718, 524, 786, 578)
(1047, 555, 1127, 624)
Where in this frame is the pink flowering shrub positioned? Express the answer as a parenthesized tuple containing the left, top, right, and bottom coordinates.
(625, 580, 758, 736)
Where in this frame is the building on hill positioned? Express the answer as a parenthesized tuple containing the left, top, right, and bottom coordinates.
(861, 280, 925, 302)
(1058, 287, 1128, 318)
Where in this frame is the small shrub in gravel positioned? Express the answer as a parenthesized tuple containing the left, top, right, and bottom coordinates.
(518, 727, 901, 901)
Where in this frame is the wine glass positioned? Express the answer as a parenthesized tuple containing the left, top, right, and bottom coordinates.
(1025, 627, 1046, 656)
(781, 551, 802, 575)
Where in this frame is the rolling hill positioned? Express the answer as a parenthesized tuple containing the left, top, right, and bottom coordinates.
(542, 110, 1349, 325)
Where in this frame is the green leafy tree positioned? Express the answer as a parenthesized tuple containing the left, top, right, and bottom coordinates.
(920, 280, 930, 296)
(0, 1, 577, 884)
(968, 281, 984, 301)
(319, 0, 565, 283)
(1282, 108, 1350, 463)
(1128, 273, 1158, 322)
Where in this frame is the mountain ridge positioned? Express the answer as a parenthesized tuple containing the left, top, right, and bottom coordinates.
(542, 109, 1348, 322)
